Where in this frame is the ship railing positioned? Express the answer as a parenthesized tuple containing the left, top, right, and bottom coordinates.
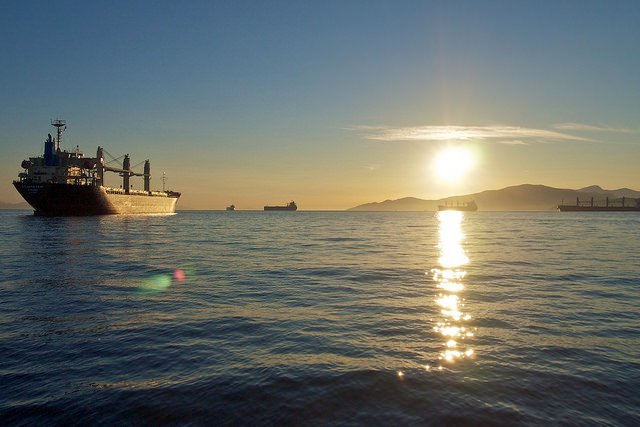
(572, 197, 637, 208)
(104, 187, 127, 195)
(103, 187, 170, 197)
(16, 173, 101, 186)
(66, 176, 99, 186)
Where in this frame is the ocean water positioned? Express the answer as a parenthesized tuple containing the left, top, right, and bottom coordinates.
(0, 209, 638, 425)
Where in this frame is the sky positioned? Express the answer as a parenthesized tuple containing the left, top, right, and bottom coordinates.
(2, 0, 639, 210)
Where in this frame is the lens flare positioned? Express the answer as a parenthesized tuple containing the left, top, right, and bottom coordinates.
(136, 274, 172, 295)
(135, 267, 187, 295)
(173, 269, 186, 282)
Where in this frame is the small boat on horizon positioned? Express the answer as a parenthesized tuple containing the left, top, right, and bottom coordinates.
(438, 200, 477, 212)
(264, 201, 297, 211)
(226, 204, 235, 211)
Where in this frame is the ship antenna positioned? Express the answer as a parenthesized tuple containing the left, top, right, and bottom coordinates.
(52, 119, 66, 151)
(162, 171, 167, 191)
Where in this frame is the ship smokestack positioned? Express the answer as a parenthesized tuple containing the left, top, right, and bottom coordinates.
(144, 160, 150, 193)
(123, 154, 130, 194)
(44, 133, 56, 166)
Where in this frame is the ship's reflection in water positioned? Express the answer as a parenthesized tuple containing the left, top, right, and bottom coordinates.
(431, 211, 475, 364)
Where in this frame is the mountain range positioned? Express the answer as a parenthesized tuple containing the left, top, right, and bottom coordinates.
(347, 184, 640, 211)
(3, 184, 639, 211)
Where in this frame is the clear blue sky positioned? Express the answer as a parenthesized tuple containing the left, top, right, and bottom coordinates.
(2, 0, 639, 209)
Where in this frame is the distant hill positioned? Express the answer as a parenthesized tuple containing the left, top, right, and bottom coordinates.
(349, 197, 441, 211)
(0, 201, 30, 210)
(578, 185, 640, 198)
(347, 184, 640, 211)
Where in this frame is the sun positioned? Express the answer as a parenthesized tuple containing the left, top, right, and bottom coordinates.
(434, 147, 474, 182)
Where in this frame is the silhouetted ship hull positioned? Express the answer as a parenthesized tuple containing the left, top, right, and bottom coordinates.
(438, 200, 477, 211)
(264, 201, 297, 211)
(13, 120, 180, 216)
(13, 182, 179, 216)
(558, 206, 640, 211)
(557, 197, 640, 212)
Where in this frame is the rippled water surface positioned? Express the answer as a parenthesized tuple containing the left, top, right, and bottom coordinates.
(0, 210, 639, 425)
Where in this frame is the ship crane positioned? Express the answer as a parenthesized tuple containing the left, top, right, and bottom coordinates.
(102, 156, 151, 194)
(96, 148, 151, 193)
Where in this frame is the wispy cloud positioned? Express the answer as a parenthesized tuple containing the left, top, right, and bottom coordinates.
(350, 125, 594, 144)
(553, 123, 638, 133)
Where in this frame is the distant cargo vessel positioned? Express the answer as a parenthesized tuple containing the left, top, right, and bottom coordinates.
(438, 200, 477, 211)
(13, 120, 180, 216)
(264, 201, 297, 211)
(557, 197, 640, 212)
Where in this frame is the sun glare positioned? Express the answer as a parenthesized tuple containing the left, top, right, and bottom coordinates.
(434, 148, 474, 182)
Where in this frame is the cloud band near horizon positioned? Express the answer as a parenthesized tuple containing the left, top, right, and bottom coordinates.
(350, 124, 633, 144)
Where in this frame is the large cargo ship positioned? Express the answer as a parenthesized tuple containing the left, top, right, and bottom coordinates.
(13, 120, 180, 216)
(438, 200, 477, 211)
(558, 197, 640, 212)
(264, 201, 297, 211)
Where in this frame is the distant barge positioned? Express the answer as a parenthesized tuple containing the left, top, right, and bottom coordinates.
(438, 200, 477, 211)
(264, 201, 297, 211)
(14, 120, 180, 216)
(558, 197, 640, 212)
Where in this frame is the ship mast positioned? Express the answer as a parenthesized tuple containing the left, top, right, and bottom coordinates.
(123, 154, 131, 194)
(51, 119, 66, 151)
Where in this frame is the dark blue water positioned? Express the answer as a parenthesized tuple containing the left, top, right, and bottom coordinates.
(1, 210, 639, 425)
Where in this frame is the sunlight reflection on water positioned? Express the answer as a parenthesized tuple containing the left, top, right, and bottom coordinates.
(431, 211, 475, 364)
